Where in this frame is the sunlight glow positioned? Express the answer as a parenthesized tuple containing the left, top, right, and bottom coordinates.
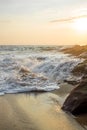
(73, 18, 87, 32)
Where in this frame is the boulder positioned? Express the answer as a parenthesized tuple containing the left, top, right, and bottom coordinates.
(62, 79, 87, 115)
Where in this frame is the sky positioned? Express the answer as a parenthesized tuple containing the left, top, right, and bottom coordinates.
(0, 0, 87, 45)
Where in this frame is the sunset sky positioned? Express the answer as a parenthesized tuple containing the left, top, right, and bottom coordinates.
(0, 0, 87, 45)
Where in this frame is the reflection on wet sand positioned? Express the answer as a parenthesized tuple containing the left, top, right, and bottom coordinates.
(0, 92, 85, 130)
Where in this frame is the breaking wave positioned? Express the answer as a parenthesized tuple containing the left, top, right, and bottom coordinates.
(0, 46, 82, 95)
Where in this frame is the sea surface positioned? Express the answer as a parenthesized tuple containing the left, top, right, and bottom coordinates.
(0, 45, 82, 95)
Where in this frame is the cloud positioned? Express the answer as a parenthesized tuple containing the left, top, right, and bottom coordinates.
(0, 20, 11, 23)
(50, 14, 87, 23)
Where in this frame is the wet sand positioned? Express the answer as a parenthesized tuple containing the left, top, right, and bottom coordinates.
(0, 84, 86, 130)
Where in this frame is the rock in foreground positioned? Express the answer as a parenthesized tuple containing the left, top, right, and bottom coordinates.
(62, 79, 87, 115)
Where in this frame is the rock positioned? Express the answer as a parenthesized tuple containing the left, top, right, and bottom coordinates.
(19, 66, 31, 73)
(62, 45, 87, 56)
(72, 60, 87, 76)
(79, 52, 87, 58)
(61, 45, 87, 115)
(62, 79, 87, 115)
(64, 79, 79, 85)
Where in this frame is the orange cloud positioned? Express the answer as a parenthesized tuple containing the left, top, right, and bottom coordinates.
(50, 15, 87, 23)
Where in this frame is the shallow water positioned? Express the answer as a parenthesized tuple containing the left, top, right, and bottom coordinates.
(0, 93, 85, 130)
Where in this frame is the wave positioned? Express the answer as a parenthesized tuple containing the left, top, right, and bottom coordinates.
(0, 46, 82, 95)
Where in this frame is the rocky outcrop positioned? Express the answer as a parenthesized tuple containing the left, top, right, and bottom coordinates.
(61, 45, 87, 115)
(62, 45, 87, 56)
(62, 77, 87, 115)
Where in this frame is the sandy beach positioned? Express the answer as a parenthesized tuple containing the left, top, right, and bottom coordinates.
(0, 83, 86, 130)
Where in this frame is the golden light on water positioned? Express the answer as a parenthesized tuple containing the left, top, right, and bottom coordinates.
(73, 18, 87, 32)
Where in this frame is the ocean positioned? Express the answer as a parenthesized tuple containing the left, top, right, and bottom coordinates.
(0, 45, 81, 95)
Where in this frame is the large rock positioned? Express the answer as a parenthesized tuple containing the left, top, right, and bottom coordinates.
(62, 78, 87, 115)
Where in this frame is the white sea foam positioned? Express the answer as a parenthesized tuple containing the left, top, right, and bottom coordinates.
(0, 46, 82, 95)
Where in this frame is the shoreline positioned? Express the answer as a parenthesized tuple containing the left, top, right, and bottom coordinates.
(0, 83, 86, 130)
(0, 45, 87, 130)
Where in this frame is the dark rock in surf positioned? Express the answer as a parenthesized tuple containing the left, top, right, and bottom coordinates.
(62, 79, 87, 115)
(64, 79, 79, 85)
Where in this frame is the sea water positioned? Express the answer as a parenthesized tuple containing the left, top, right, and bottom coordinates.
(0, 45, 82, 95)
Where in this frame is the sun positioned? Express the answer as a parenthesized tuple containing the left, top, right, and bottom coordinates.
(73, 17, 87, 32)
